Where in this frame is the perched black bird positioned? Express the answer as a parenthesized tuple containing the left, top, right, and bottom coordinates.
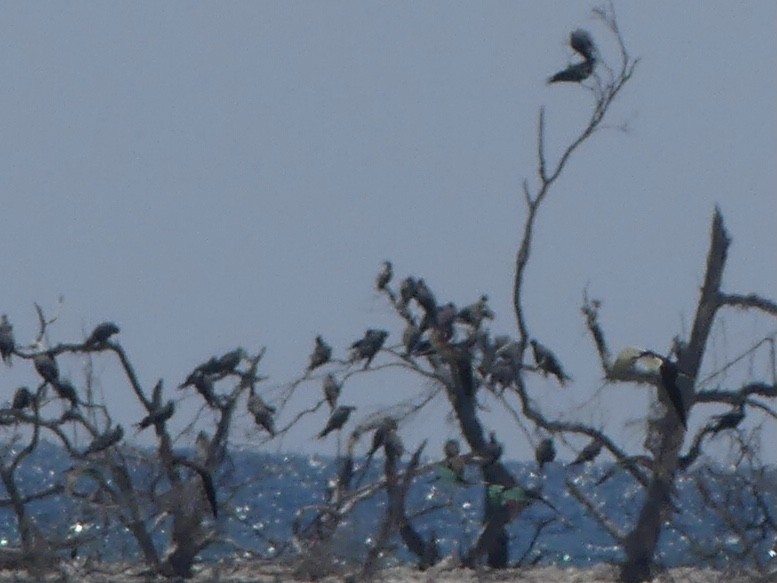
(443, 439, 460, 459)
(432, 303, 457, 339)
(399, 277, 417, 306)
(0, 315, 15, 365)
(252, 406, 276, 437)
(384, 429, 404, 460)
(215, 348, 243, 374)
(457, 296, 494, 328)
(530, 340, 571, 385)
(485, 431, 503, 464)
(569, 438, 603, 466)
(547, 59, 595, 84)
(84, 425, 124, 456)
(308, 336, 332, 371)
(375, 261, 393, 291)
(322, 373, 341, 410)
(414, 279, 437, 323)
(535, 438, 556, 469)
(637, 351, 689, 429)
(85, 322, 120, 346)
(350, 329, 388, 368)
(401, 322, 422, 356)
(33, 351, 59, 385)
(12, 387, 33, 411)
(368, 417, 398, 456)
(54, 379, 80, 408)
(247, 389, 276, 436)
(709, 404, 745, 434)
(318, 405, 356, 439)
(570, 29, 596, 62)
(136, 401, 175, 431)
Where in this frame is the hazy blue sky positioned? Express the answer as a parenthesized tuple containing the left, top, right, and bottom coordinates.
(0, 2, 774, 463)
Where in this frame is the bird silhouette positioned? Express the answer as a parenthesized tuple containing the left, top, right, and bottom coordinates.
(457, 295, 494, 328)
(33, 351, 59, 386)
(308, 336, 332, 371)
(84, 425, 124, 456)
(708, 404, 745, 434)
(535, 438, 556, 469)
(570, 29, 596, 62)
(0, 315, 15, 365)
(569, 438, 603, 466)
(547, 60, 594, 84)
(12, 387, 33, 411)
(318, 405, 356, 439)
(85, 322, 120, 346)
(322, 373, 341, 410)
(399, 277, 417, 307)
(375, 261, 393, 291)
(136, 401, 175, 431)
(350, 329, 388, 368)
(367, 417, 398, 456)
(637, 351, 689, 429)
(247, 389, 276, 436)
(530, 340, 571, 385)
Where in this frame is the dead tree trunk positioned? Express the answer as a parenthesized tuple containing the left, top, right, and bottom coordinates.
(620, 207, 730, 583)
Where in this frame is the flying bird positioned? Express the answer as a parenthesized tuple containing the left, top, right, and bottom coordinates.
(547, 59, 594, 84)
(136, 401, 175, 431)
(535, 438, 556, 469)
(530, 340, 571, 385)
(322, 373, 341, 410)
(84, 425, 124, 456)
(308, 336, 332, 371)
(11, 387, 33, 411)
(569, 438, 603, 466)
(0, 315, 15, 365)
(570, 29, 596, 62)
(350, 329, 388, 368)
(375, 261, 393, 291)
(318, 405, 356, 439)
(637, 351, 689, 429)
(85, 322, 120, 346)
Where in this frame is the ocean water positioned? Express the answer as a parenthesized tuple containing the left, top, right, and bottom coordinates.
(1, 440, 774, 570)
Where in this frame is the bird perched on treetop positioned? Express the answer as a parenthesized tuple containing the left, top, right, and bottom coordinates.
(247, 388, 276, 436)
(308, 336, 332, 372)
(399, 277, 417, 307)
(375, 261, 393, 291)
(85, 322, 120, 346)
(0, 315, 15, 365)
(54, 379, 80, 408)
(535, 438, 556, 469)
(530, 340, 571, 385)
(318, 405, 356, 439)
(350, 329, 388, 368)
